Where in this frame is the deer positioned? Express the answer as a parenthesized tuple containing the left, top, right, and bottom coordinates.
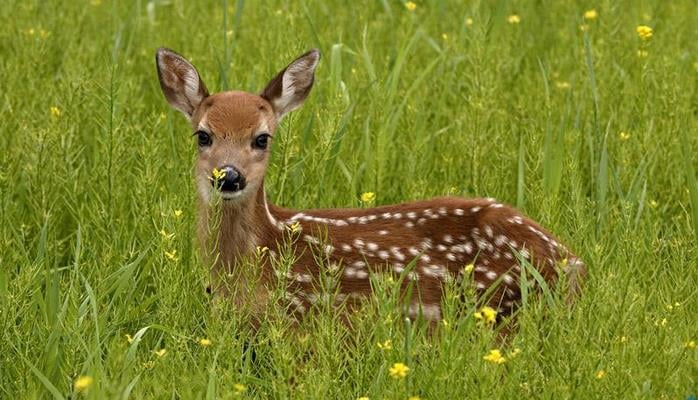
(155, 47, 586, 329)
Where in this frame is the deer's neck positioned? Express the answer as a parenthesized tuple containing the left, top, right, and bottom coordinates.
(198, 184, 284, 274)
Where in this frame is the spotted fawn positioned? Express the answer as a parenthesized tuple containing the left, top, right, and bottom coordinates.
(155, 47, 586, 326)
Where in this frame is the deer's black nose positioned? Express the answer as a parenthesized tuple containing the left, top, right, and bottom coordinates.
(211, 165, 246, 192)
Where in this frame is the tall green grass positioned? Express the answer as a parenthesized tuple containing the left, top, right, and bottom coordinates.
(1, 0, 696, 398)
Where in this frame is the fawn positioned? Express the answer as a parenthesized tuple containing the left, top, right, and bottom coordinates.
(155, 47, 586, 327)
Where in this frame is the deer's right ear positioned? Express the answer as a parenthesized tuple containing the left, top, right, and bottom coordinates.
(155, 48, 209, 119)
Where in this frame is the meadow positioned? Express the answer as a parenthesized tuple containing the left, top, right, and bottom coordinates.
(1, 0, 697, 398)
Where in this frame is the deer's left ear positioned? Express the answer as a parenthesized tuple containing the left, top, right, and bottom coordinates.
(261, 49, 320, 120)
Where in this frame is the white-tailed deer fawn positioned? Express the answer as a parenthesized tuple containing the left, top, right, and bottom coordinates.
(155, 47, 586, 326)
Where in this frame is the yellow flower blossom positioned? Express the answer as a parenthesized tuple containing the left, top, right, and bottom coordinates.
(233, 383, 247, 394)
(555, 81, 571, 90)
(409, 397, 421, 400)
(39, 29, 50, 39)
(595, 369, 606, 379)
(154, 348, 167, 357)
(377, 339, 392, 351)
(636, 25, 653, 40)
(507, 14, 521, 24)
(174, 209, 183, 217)
(441, 33, 448, 41)
(404, 1, 417, 11)
(464, 263, 474, 274)
(74, 376, 93, 392)
(165, 249, 178, 261)
(211, 167, 227, 182)
(583, 9, 598, 20)
(90, 0, 102, 5)
(289, 221, 302, 234)
(159, 229, 174, 240)
(358, 397, 369, 400)
(50, 106, 61, 118)
(474, 306, 497, 326)
(199, 338, 212, 346)
(360, 192, 376, 203)
(620, 336, 628, 343)
(685, 340, 696, 349)
(649, 200, 658, 208)
(465, 18, 473, 26)
(619, 131, 631, 140)
(125, 334, 134, 344)
(389, 362, 409, 379)
(579, 24, 590, 32)
(483, 349, 506, 364)
(255, 246, 269, 257)
(637, 49, 649, 58)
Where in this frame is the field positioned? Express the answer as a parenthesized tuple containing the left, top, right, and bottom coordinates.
(1, 0, 697, 398)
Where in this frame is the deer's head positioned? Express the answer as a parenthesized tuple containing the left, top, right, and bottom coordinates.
(156, 48, 319, 204)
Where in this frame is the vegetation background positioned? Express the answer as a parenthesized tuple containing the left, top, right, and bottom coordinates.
(1, 0, 696, 398)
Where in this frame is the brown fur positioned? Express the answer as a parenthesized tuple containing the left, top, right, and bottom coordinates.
(156, 47, 586, 329)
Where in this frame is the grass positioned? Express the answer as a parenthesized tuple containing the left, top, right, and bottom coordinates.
(1, 0, 697, 398)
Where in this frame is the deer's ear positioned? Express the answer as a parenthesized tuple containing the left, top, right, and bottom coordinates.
(156, 48, 209, 119)
(261, 49, 320, 120)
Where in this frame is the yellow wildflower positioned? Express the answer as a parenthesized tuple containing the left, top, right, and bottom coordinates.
(39, 29, 50, 39)
(90, 0, 102, 5)
(464, 263, 474, 274)
(555, 81, 571, 90)
(154, 348, 167, 357)
(595, 369, 606, 379)
(360, 192, 376, 203)
(441, 33, 448, 41)
(685, 340, 696, 349)
(409, 397, 421, 400)
(255, 246, 269, 257)
(649, 200, 658, 208)
(289, 221, 302, 234)
(159, 229, 174, 240)
(27, 28, 36, 36)
(164, 249, 178, 261)
(199, 338, 212, 346)
(233, 383, 247, 394)
(620, 336, 628, 343)
(473, 306, 497, 326)
(389, 362, 409, 379)
(507, 14, 521, 24)
(619, 131, 630, 140)
(74, 376, 93, 392)
(211, 167, 227, 181)
(579, 24, 589, 32)
(465, 18, 473, 26)
(50, 106, 61, 118)
(483, 349, 506, 364)
(174, 209, 183, 217)
(583, 9, 598, 20)
(358, 397, 369, 400)
(142, 360, 155, 369)
(636, 25, 653, 40)
(377, 339, 392, 351)
(404, 1, 417, 11)
(125, 334, 134, 344)
(637, 50, 649, 58)
(441, 319, 449, 328)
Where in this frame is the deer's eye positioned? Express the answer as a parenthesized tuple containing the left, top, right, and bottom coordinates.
(253, 133, 270, 150)
(196, 131, 212, 147)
